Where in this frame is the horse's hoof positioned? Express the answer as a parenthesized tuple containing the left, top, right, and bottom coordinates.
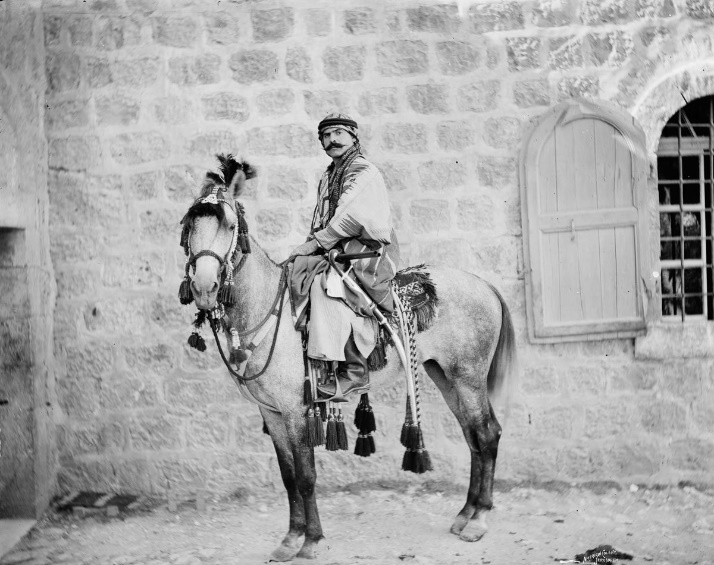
(269, 545, 300, 562)
(458, 526, 487, 542)
(295, 542, 319, 560)
(458, 514, 488, 542)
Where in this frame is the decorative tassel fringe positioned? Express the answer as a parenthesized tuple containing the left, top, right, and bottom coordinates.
(303, 377, 313, 406)
(230, 348, 248, 364)
(336, 409, 348, 451)
(354, 434, 375, 457)
(187, 332, 206, 352)
(401, 396, 414, 447)
(354, 394, 376, 434)
(306, 408, 318, 447)
(325, 409, 338, 451)
(218, 282, 239, 306)
(367, 339, 388, 371)
(401, 425, 433, 474)
(179, 278, 193, 305)
(314, 406, 325, 445)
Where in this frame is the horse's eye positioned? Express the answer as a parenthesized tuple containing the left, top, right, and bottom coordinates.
(229, 223, 236, 231)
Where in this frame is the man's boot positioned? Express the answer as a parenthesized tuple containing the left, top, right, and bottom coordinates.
(317, 334, 370, 402)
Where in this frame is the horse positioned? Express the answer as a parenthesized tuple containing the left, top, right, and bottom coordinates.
(180, 155, 517, 561)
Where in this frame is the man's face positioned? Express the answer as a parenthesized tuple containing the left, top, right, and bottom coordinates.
(320, 127, 355, 159)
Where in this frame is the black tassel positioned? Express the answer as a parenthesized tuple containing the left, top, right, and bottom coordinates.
(354, 394, 376, 435)
(406, 424, 420, 450)
(188, 332, 206, 352)
(262, 420, 270, 435)
(219, 282, 239, 306)
(303, 377, 313, 406)
(306, 408, 318, 447)
(354, 434, 372, 457)
(336, 410, 348, 451)
(314, 406, 325, 446)
(230, 348, 248, 364)
(368, 434, 376, 454)
(400, 422, 410, 448)
(179, 278, 193, 305)
(325, 410, 338, 451)
(402, 449, 415, 472)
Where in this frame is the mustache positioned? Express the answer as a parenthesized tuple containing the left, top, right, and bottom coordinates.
(325, 142, 345, 151)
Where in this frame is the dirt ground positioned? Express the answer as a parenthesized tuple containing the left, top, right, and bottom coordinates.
(1, 479, 713, 565)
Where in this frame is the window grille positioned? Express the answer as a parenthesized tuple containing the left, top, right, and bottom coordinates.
(658, 96, 714, 321)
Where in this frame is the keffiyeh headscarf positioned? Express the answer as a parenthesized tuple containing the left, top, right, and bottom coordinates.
(317, 112, 359, 141)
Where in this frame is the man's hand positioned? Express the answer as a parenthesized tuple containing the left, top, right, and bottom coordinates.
(288, 239, 320, 262)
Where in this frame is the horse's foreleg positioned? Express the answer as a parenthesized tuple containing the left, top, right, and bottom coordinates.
(262, 409, 305, 562)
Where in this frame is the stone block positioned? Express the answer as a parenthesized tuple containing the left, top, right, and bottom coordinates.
(639, 399, 687, 434)
(344, 8, 375, 34)
(126, 0, 160, 11)
(96, 16, 142, 51)
(229, 49, 278, 84)
(563, 365, 607, 396)
(684, 0, 714, 18)
(95, 93, 141, 125)
(49, 135, 102, 171)
(185, 413, 230, 449)
(286, 47, 312, 83)
(357, 88, 398, 116)
(57, 375, 100, 419)
(579, 0, 632, 24)
(82, 299, 150, 334)
(436, 121, 475, 151)
(305, 9, 332, 37)
(456, 197, 495, 231)
(102, 250, 167, 288)
(255, 88, 295, 115)
(410, 199, 450, 234)
(152, 16, 198, 47)
(109, 132, 170, 165)
(406, 5, 462, 33)
(151, 96, 195, 125)
(128, 171, 160, 200)
(166, 165, 204, 203)
(532, 0, 572, 26)
(201, 92, 250, 123)
(99, 370, 161, 411)
(557, 76, 599, 100)
(87, 56, 160, 88)
(205, 13, 241, 44)
(65, 341, 114, 380)
(45, 98, 90, 130)
(57, 461, 115, 495)
(266, 166, 309, 201)
(46, 51, 80, 93)
(469, 2, 524, 33)
(520, 365, 560, 395)
(635, 0, 677, 17)
(671, 437, 714, 471)
(169, 53, 220, 86)
(373, 161, 415, 193)
(255, 208, 292, 242)
(407, 84, 449, 114)
(506, 37, 542, 71)
(640, 25, 672, 48)
(245, 124, 317, 157)
(49, 229, 101, 263)
(55, 266, 99, 300)
(513, 79, 551, 108)
(585, 32, 634, 66)
(548, 36, 583, 70)
(129, 415, 182, 451)
(376, 40, 428, 77)
(43, 16, 64, 47)
(166, 377, 218, 408)
(251, 8, 294, 42)
(607, 363, 659, 392)
(149, 292, 194, 328)
(323, 45, 366, 82)
(114, 458, 155, 493)
(187, 130, 239, 161)
(381, 123, 427, 154)
(435, 41, 481, 75)
(457, 80, 500, 113)
(582, 400, 639, 440)
(483, 117, 522, 149)
(418, 160, 466, 191)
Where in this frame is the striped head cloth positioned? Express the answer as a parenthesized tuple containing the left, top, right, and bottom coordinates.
(317, 112, 359, 141)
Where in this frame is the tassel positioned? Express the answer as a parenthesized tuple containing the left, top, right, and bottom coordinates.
(402, 449, 415, 472)
(218, 281, 239, 306)
(407, 424, 420, 450)
(354, 394, 376, 435)
(262, 420, 270, 435)
(230, 348, 249, 364)
(187, 332, 206, 352)
(400, 422, 410, 448)
(306, 408, 318, 447)
(354, 434, 370, 457)
(303, 377, 313, 406)
(179, 278, 193, 305)
(336, 409, 348, 451)
(239, 233, 251, 254)
(314, 406, 325, 446)
(325, 409, 338, 451)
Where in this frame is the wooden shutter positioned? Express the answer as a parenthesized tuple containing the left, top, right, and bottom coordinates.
(520, 99, 652, 343)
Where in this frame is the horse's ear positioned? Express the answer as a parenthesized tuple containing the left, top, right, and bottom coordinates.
(226, 158, 257, 199)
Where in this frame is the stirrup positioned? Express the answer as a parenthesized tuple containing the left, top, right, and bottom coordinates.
(316, 377, 370, 403)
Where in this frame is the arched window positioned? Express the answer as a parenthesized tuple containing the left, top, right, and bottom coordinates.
(657, 96, 714, 321)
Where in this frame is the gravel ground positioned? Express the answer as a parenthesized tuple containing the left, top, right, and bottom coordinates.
(1, 480, 713, 565)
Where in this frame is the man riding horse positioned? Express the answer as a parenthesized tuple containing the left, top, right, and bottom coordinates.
(287, 112, 400, 401)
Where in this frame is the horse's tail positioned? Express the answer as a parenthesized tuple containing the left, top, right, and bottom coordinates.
(485, 283, 517, 412)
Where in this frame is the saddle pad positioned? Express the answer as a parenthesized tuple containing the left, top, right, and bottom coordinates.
(392, 264, 438, 332)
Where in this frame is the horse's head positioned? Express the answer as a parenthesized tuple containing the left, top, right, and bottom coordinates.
(180, 154, 256, 310)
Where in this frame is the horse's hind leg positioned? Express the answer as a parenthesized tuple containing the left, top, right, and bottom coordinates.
(261, 409, 305, 562)
(423, 361, 502, 542)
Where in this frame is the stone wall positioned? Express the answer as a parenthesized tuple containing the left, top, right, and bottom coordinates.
(0, 0, 55, 518)
(42, 0, 714, 498)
